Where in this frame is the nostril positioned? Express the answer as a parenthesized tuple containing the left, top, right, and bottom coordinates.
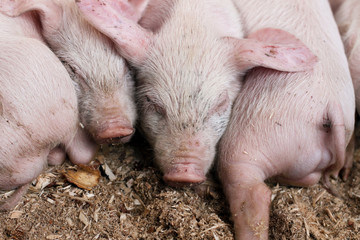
(186, 139, 202, 148)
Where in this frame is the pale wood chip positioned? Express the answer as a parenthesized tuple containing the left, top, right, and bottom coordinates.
(32, 173, 57, 190)
(46, 234, 62, 239)
(120, 213, 127, 222)
(108, 194, 115, 204)
(303, 217, 310, 237)
(126, 179, 134, 188)
(212, 231, 220, 240)
(312, 190, 327, 206)
(66, 217, 74, 227)
(102, 163, 117, 181)
(79, 211, 89, 227)
(325, 208, 337, 223)
(9, 210, 23, 219)
(200, 224, 227, 234)
(63, 165, 101, 190)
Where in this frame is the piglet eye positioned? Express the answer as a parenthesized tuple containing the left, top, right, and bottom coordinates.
(210, 91, 230, 116)
(154, 104, 166, 116)
(215, 92, 229, 114)
(145, 95, 166, 117)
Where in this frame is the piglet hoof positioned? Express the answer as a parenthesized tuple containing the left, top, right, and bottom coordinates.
(0, 184, 29, 211)
(340, 167, 351, 182)
(321, 175, 341, 198)
(342, 134, 355, 181)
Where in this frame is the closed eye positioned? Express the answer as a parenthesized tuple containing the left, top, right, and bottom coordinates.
(145, 95, 166, 117)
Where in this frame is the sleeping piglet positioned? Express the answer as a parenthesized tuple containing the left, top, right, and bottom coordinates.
(332, 0, 360, 113)
(0, 0, 146, 144)
(76, 0, 317, 186)
(0, 12, 97, 210)
(218, 0, 355, 239)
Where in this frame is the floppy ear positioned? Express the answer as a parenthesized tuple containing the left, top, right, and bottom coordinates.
(0, 0, 62, 35)
(225, 28, 318, 73)
(76, 0, 153, 66)
(127, 0, 150, 22)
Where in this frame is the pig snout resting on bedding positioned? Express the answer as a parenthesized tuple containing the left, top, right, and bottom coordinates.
(76, 0, 317, 186)
(218, 0, 355, 239)
(332, 0, 360, 113)
(0, 0, 145, 144)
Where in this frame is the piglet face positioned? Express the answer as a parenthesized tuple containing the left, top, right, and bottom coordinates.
(68, 58, 137, 144)
(49, 5, 139, 144)
(138, 88, 233, 186)
(135, 40, 240, 186)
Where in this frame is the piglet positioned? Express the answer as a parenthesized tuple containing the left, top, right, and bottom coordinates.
(332, 0, 360, 113)
(76, 0, 317, 186)
(0, 43, 94, 210)
(218, 0, 355, 239)
(0, 0, 146, 144)
(0, 10, 98, 210)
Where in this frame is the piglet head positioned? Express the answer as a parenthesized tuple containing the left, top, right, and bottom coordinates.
(70, 63, 137, 144)
(136, 61, 236, 186)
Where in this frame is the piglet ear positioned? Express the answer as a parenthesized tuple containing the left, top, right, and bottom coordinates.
(0, 0, 62, 34)
(96, 0, 149, 22)
(76, 0, 153, 66)
(226, 28, 318, 73)
(127, 0, 150, 22)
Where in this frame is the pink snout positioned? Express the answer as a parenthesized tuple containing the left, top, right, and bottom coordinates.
(163, 163, 206, 187)
(95, 125, 135, 144)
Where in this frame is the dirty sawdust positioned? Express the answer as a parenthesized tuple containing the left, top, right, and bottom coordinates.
(1, 133, 360, 240)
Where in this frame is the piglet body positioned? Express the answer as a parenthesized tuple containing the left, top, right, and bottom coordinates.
(0, 12, 97, 210)
(332, 0, 360, 113)
(218, 0, 355, 239)
(76, 0, 317, 186)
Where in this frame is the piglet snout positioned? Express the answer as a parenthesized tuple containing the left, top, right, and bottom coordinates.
(95, 124, 135, 144)
(163, 161, 206, 187)
(162, 137, 208, 186)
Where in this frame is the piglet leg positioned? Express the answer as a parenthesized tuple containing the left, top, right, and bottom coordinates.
(0, 184, 30, 211)
(66, 127, 98, 165)
(221, 165, 271, 240)
(47, 146, 66, 166)
(342, 133, 355, 181)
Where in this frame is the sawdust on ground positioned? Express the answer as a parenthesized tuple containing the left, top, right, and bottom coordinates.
(1, 133, 360, 240)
